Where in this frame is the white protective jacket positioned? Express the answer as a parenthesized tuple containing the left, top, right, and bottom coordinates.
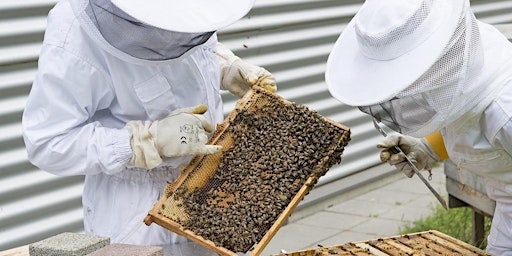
(438, 22, 512, 255)
(22, 0, 224, 245)
(442, 82, 512, 255)
(442, 23, 512, 184)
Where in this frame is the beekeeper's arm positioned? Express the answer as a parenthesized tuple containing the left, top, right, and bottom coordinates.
(22, 45, 220, 176)
(216, 42, 277, 97)
(378, 131, 448, 177)
(22, 45, 129, 176)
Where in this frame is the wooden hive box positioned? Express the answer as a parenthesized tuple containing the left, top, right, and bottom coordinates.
(144, 87, 351, 256)
(271, 230, 491, 256)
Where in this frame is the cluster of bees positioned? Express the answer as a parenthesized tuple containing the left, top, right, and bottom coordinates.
(163, 93, 350, 253)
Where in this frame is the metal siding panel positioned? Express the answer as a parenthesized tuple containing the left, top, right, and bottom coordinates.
(0, 0, 83, 251)
(1, 0, 512, 251)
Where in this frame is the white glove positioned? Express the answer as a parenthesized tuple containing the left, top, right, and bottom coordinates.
(216, 42, 277, 97)
(377, 134, 440, 178)
(125, 104, 222, 169)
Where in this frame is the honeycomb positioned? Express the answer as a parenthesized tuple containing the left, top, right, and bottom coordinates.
(145, 87, 351, 255)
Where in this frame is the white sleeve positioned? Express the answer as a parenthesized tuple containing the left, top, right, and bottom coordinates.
(491, 91, 512, 157)
(22, 45, 132, 176)
(495, 120, 512, 157)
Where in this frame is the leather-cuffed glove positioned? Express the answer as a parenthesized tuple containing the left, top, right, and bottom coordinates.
(377, 133, 440, 178)
(126, 104, 222, 169)
(216, 42, 277, 97)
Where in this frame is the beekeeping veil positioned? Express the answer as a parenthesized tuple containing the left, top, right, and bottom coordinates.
(325, 0, 512, 137)
(70, 0, 254, 60)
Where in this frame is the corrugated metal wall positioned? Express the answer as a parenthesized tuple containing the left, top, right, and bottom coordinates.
(0, 0, 86, 250)
(2, 0, 512, 251)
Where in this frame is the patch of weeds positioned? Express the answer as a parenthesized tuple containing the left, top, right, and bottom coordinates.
(399, 205, 491, 250)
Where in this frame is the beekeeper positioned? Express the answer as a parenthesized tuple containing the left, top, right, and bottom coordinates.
(325, 0, 512, 254)
(22, 0, 276, 246)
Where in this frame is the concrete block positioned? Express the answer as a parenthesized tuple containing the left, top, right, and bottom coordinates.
(86, 244, 163, 256)
(29, 232, 110, 256)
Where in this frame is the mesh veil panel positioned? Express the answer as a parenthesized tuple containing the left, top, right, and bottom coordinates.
(359, 94, 435, 134)
(85, 0, 213, 60)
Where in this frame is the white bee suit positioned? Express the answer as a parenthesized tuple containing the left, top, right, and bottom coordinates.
(325, 0, 512, 253)
(21, 0, 253, 245)
(443, 80, 512, 255)
(439, 23, 512, 255)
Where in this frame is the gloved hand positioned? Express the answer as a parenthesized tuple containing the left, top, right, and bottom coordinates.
(377, 133, 440, 178)
(125, 104, 222, 169)
(216, 42, 277, 97)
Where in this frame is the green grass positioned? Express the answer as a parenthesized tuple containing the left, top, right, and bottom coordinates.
(398, 205, 492, 250)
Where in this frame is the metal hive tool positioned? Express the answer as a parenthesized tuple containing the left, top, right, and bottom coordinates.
(372, 118, 448, 210)
(144, 87, 351, 256)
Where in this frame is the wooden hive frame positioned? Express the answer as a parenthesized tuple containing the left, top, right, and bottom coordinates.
(144, 87, 351, 256)
(270, 230, 492, 256)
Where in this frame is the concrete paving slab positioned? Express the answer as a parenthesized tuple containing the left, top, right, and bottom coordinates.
(314, 231, 381, 248)
(261, 223, 341, 255)
(349, 218, 408, 237)
(379, 166, 445, 194)
(326, 198, 396, 217)
(379, 204, 436, 222)
(29, 233, 109, 256)
(295, 211, 369, 230)
(352, 189, 419, 206)
(408, 194, 440, 209)
(380, 178, 433, 194)
(86, 244, 163, 256)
